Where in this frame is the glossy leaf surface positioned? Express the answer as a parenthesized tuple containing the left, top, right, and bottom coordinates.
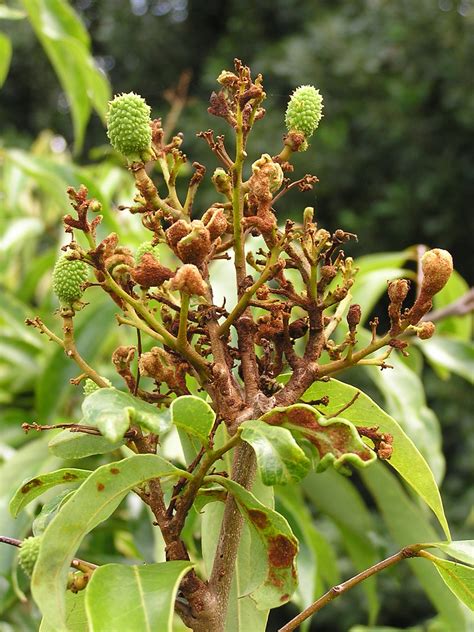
(426, 541, 474, 567)
(262, 404, 376, 472)
(301, 378, 450, 539)
(0, 32, 12, 87)
(48, 430, 125, 459)
(85, 562, 194, 631)
(240, 419, 311, 485)
(82, 387, 171, 442)
(211, 475, 298, 610)
(171, 395, 215, 446)
(32, 455, 184, 630)
(9, 468, 90, 517)
(429, 557, 474, 611)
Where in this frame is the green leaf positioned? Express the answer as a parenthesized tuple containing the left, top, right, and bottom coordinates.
(425, 541, 474, 567)
(301, 378, 450, 539)
(240, 419, 311, 485)
(0, 437, 59, 576)
(361, 462, 468, 629)
(363, 350, 445, 483)
(433, 270, 472, 341)
(39, 591, 87, 632)
(0, 6, 26, 19)
(85, 562, 194, 631)
(276, 484, 340, 614)
(48, 430, 126, 459)
(200, 428, 271, 632)
(429, 556, 474, 611)
(32, 454, 185, 630)
(261, 404, 376, 472)
(211, 475, 298, 609)
(9, 468, 90, 517)
(302, 470, 379, 623)
(417, 337, 474, 385)
(171, 395, 215, 446)
(82, 387, 171, 442)
(21, 0, 110, 151)
(0, 31, 12, 87)
(32, 490, 75, 536)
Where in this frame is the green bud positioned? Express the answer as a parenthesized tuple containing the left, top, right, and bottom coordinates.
(52, 255, 88, 306)
(83, 378, 112, 396)
(285, 85, 323, 139)
(135, 241, 160, 263)
(18, 536, 42, 577)
(106, 92, 153, 163)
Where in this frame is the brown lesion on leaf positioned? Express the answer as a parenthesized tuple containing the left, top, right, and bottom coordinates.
(247, 509, 269, 530)
(20, 478, 41, 494)
(62, 472, 79, 481)
(110, 467, 120, 475)
(268, 534, 297, 569)
(264, 406, 374, 462)
(96, 482, 105, 492)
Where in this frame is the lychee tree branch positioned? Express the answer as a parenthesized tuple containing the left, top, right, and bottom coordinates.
(278, 545, 424, 632)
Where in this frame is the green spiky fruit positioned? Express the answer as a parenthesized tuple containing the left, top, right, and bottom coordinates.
(52, 255, 88, 306)
(285, 85, 323, 139)
(106, 92, 153, 163)
(18, 536, 42, 577)
(83, 377, 112, 396)
(135, 241, 160, 263)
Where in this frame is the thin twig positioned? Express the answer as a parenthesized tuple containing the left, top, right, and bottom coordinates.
(278, 546, 422, 632)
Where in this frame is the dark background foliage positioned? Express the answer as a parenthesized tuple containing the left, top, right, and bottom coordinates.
(2, 0, 474, 280)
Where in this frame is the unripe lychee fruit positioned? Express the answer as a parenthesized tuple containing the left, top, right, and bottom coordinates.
(285, 85, 323, 139)
(106, 93, 153, 163)
(83, 377, 112, 396)
(18, 536, 42, 577)
(52, 255, 88, 306)
(135, 241, 160, 263)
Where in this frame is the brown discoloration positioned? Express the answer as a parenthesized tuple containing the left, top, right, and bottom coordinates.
(247, 509, 269, 530)
(266, 407, 373, 462)
(268, 568, 285, 588)
(21, 478, 41, 494)
(280, 593, 290, 602)
(110, 467, 120, 475)
(268, 535, 297, 568)
(62, 472, 78, 481)
(96, 482, 105, 492)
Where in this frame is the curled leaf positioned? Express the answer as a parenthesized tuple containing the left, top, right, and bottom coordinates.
(262, 404, 376, 472)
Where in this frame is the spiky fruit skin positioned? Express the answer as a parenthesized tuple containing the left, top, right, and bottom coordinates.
(52, 255, 88, 306)
(83, 378, 112, 396)
(107, 93, 152, 163)
(285, 85, 323, 139)
(135, 241, 160, 263)
(19, 536, 42, 577)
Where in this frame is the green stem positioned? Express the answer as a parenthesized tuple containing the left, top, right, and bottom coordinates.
(177, 291, 190, 348)
(61, 311, 110, 387)
(106, 274, 209, 379)
(232, 100, 246, 292)
(218, 245, 281, 337)
(157, 155, 183, 210)
(172, 432, 242, 532)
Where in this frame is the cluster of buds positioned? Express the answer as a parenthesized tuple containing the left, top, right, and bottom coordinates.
(386, 249, 453, 341)
(43, 59, 455, 444)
